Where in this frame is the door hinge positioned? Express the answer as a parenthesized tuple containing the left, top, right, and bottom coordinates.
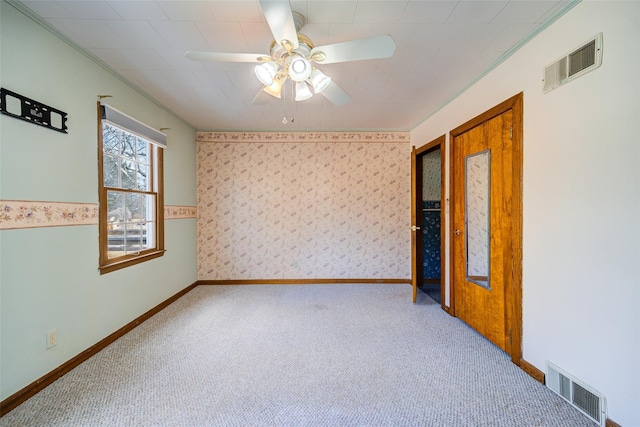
(510, 126, 513, 140)
(509, 329, 513, 345)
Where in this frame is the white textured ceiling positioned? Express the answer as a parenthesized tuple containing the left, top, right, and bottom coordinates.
(14, 0, 575, 132)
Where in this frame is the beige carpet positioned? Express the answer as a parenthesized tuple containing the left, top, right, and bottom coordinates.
(1, 284, 595, 426)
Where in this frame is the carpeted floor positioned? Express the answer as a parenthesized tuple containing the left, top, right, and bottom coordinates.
(1, 284, 595, 426)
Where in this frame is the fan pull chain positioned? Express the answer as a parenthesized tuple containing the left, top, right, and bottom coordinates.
(281, 80, 288, 124)
(291, 84, 296, 124)
(281, 80, 295, 125)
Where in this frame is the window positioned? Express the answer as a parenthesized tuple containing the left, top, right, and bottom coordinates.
(98, 103, 165, 274)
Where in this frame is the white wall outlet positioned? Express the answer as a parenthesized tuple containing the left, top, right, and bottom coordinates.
(46, 328, 58, 349)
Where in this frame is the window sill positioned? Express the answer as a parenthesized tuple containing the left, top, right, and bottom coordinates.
(99, 250, 165, 275)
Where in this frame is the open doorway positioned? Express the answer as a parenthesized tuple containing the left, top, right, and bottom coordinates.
(411, 136, 445, 305)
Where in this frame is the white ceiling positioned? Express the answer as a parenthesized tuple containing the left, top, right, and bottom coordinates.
(15, 0, 575, 132)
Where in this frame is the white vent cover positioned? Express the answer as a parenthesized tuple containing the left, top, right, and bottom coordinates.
(543, 33, 603, 92)
(545, 361, 607, 426)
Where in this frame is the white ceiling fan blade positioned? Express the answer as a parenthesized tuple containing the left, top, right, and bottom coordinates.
(311, 35, 396, 64)
(185, 51, 266, 63)
(320, 81, 351, 106)
(259, 0, 299, 50)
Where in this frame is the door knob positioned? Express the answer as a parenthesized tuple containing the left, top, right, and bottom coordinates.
(453, 229, 461, 236)
(411, 225, 421, 231)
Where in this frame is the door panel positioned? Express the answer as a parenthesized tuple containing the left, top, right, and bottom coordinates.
(411, 136, 445, 305)
(452, 110, 513, 352)
(411, 146, 418, 303)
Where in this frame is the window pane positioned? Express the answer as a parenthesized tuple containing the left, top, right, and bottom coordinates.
(105, 131, 150, 192)
(120, 160, 137, 190)
(124, 224, 144, 253)
(125, 192, 142, 221)
(105, 190, 154, 259)
(137, 164, 149, 190)
(107, 191, 126, 222)
(137, 138, 148, 165)
(122, 132, 136, 159)
(103, 154, 119, 187)
(107, 228, 126, 258)
(107, 191, 126, 259)
(126, 192, 147, 253)
(143, 194, 156, 222)
(143, 194, 155, 249)
(103, 125, 120, 156)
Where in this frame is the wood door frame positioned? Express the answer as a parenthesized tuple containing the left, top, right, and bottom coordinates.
(411, 135, 446, 305)
(449, 93, 523, 365)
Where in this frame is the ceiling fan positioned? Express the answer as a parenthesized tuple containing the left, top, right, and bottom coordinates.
(185, 0, 396, 107)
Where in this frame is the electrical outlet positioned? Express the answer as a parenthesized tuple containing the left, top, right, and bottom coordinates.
(46, 329, 58, 349)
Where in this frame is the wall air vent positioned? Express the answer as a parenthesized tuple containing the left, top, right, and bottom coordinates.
(545, 361, 607, 426)
(543, 33, 603, 92)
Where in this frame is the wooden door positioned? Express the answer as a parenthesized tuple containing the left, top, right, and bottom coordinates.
(411, 137, 446, 305)
(450, 93, 522, 362)
(411, 146, 418, 303)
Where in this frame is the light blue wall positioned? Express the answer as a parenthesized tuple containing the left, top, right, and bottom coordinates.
(0, 2, 197, 401)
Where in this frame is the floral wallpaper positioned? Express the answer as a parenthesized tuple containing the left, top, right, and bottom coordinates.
(422, 149, 441, 201)
(196, 132, 411, 280)
(0, 200, 195, 230)
(421, 149, 442, 280)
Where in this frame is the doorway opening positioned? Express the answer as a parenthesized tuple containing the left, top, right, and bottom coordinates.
(411, 136, 445, 305)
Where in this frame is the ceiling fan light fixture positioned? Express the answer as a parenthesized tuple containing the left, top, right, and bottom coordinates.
(287, 55, 312, 82)
(310, 69, 331, 94)
(263, 78, 282, 99)
(295, 81, 313, 101)
(255, 61, 278, 86)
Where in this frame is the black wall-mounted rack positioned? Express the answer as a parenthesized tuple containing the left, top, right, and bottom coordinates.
(0, 88, 68, 134)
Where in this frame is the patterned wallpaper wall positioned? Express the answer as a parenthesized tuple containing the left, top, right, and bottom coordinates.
(421, 148, 442, 280)
(196, 132, 411, 280)
(422, 149, 441, 201)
